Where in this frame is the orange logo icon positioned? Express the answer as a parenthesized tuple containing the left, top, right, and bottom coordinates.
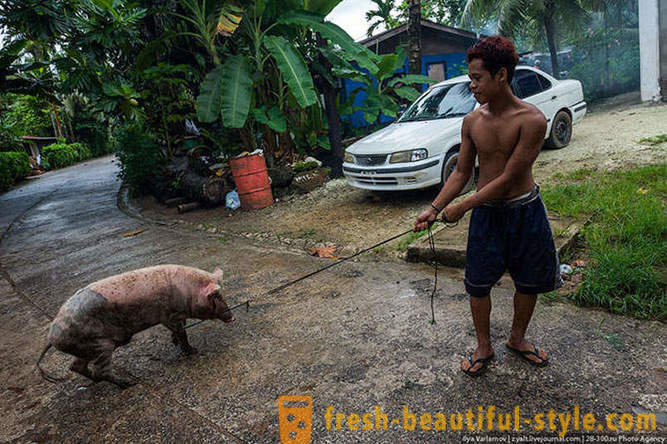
(278, 395, 312, 444)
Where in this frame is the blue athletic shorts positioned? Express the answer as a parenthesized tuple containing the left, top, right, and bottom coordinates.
(464, 186, 563, 298)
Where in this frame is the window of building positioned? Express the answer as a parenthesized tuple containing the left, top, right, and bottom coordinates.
(426, 62, 447, 82)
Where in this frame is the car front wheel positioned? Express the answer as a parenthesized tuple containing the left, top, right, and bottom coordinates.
(441, 148, 475, 194)
(545, 110, 572, 149)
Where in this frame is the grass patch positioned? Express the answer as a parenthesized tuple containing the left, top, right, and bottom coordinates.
(297, 228, 317, 238)
(395, 223, 441, 252)
(639, 134, 667, 146)
(541, 164, 666, 320)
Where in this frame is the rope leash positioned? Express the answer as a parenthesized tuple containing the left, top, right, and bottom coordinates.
(185, 228, 413, 329)
(186, 217, 457, 330)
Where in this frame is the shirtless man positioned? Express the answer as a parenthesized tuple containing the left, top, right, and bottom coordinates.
(414, 36, 562, 376)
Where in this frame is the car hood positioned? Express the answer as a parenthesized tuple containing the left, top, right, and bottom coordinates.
(347, 118, 462, 155)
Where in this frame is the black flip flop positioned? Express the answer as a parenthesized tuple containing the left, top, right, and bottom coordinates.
(505, 343, 549, 367)
(462, 353, 495, 377)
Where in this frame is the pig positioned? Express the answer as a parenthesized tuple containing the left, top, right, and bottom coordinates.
(37, 265, 235, 388)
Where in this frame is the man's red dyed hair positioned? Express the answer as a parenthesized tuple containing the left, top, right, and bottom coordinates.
(466, 36, 519, 83)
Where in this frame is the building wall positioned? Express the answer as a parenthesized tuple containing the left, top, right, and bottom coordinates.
(660, 0, 667, 100)
(341, 51, 468, 128)
(367, 30, 474, 57)
(342, 29, 477, 128)
(639, 0, 661, 101)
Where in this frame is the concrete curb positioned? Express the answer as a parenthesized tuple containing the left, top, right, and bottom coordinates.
(406, 215, 589, 268)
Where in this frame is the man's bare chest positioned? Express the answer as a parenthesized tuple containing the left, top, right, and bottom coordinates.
(470, 118, 521, 156)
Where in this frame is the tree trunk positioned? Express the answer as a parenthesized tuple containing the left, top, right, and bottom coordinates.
(161, 156, 233, 205)
(179, 173, 229, 205)
(50, 103, 64, 139)
(315, 33, 343, 177)
(408, 0, 422, 75)
(543, 2, 559, 80)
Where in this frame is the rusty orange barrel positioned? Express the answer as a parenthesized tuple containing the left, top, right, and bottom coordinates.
(229, 153, 274, 210)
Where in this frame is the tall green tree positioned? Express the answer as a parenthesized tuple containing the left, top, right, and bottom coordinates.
(397, 0, 467, 26)
(365, 0, 399, 37)
(461, 0, 591, 79)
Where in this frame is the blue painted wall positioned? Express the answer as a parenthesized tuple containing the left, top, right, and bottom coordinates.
(341, 52, 468, 128)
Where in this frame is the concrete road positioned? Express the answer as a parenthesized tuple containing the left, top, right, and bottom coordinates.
(0, 156, 664, 442)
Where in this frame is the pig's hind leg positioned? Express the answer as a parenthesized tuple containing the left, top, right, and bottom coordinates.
(165, 319, 198, 355)
(69, 358, 92, 379)
(89, 339, 136, 389)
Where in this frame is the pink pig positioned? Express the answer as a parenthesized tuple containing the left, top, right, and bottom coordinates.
(37, 265, 234, 388)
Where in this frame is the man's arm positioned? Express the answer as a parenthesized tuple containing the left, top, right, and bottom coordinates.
(413, 114, 476, 232)
(432, 114, 477, 210)
(444, 112, 546, 221)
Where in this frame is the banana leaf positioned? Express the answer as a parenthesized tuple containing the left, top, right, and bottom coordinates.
(387, 74, 437, 87)
(196, 65, 224, 123)
(303, 0, 342, 15)
(375, 53, 400, 82)
(339, 48, 379, 75)
(217, 4, 244, 36)
(331, 67, 371, 83)
(253, 106, 287, 133)
(220, 55, 252, 128)
(393, 86, 421, 101)
(264, 35, 317, 108)
(278, 11, 358, 55)
(380, 95, 399, 118)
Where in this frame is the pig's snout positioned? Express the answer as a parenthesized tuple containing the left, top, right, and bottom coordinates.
(218, 303, 235, 323)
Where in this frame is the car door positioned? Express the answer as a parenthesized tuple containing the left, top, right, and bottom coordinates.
(512, 68, 557, 134)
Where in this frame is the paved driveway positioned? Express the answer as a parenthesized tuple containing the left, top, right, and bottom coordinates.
(0, 156, 663, 442)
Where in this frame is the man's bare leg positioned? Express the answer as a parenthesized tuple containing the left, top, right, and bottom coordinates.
(506, 291, 547, 364)
(461, 295, 495, 373)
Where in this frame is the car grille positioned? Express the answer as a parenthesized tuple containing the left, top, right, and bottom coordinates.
(354, 154, 387, 166)
(353, 176, 399, 185)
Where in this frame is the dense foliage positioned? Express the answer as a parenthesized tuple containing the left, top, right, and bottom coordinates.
(114, 122, 164, 191)
(0, 0, 642, 192)
(42, 142, 92, 170)
(0, 151, 30, 191)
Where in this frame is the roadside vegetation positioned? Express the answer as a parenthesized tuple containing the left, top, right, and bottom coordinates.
(639, 134, 667, 146)
(542, 164, 666, 320)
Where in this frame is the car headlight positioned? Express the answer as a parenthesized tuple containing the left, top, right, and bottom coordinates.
(389, 148, 428, 163)
(344, 152, 354, 163)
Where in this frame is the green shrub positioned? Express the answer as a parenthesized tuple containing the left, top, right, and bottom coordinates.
(292, 160, 319, 173)
(0, 151, 30, 191)
(42, 143, 78, 170)
(68, 142, 92, 161)
(114, 122, 164, 192)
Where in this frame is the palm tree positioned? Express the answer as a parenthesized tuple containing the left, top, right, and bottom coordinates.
(365, 0, 399, 37)
(461, 0, 591, 79)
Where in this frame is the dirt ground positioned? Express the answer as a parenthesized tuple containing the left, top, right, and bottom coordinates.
(138, 93, 667, 259)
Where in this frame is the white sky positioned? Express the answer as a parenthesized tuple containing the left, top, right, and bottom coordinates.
(326, 0, 401, 41)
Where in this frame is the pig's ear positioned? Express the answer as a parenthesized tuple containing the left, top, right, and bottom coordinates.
(201, 282, 219, 306)
(213, 267, 223, 282)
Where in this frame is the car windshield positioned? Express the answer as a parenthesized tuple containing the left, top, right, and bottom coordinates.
(398, 82, 476, 122)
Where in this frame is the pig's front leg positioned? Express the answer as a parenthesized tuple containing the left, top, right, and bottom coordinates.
(164, 318, 198, 355)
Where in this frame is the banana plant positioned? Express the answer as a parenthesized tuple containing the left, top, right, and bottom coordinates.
(332, 45, 437, 125)
(193, 0, 383, 157)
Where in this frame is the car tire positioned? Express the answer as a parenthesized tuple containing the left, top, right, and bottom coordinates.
(441, 148, 475, 194)
(545, 110, 572, 149)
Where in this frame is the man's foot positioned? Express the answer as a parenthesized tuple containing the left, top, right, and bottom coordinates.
(461, 347, 495, 377)
(505, 340, 548, 367)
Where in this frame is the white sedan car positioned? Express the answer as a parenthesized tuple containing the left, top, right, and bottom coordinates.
(343, 66, 586, 191)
